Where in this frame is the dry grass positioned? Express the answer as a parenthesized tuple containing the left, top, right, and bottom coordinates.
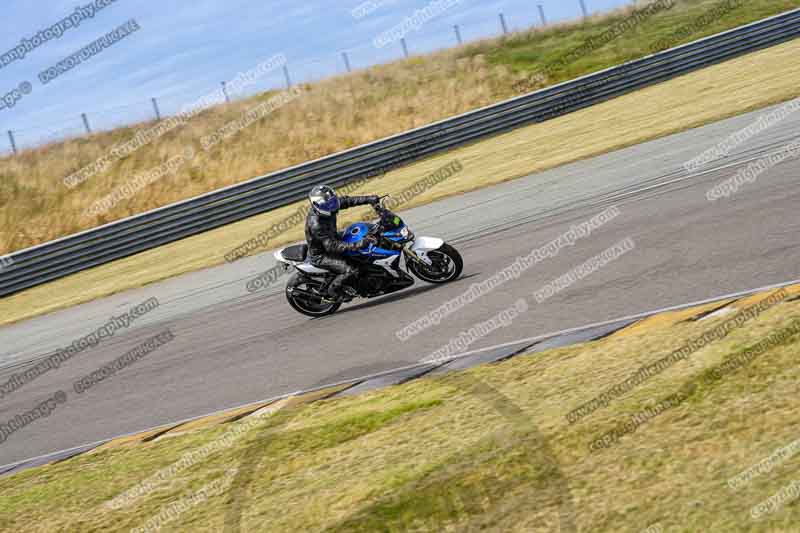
(0, 43, 516, 254)
(1, 0, 797, 254)
(0, 36, 798, 327)
(2, 294, 799, 532)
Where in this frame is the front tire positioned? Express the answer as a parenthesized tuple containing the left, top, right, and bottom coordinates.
(408, 243, 463, 283)
(285, 273, 341, 317)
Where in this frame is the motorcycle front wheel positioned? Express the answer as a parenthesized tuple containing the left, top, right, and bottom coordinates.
(408, 243, 463, 283)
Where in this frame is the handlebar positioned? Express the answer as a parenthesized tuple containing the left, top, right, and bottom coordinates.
(367, 195, 398, 235)
(372, 195, 390, 211)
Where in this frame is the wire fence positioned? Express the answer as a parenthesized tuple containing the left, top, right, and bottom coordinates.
(1, 1, 609, 157)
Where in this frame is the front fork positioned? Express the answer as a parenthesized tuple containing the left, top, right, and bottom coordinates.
(402, 241, 433, 269)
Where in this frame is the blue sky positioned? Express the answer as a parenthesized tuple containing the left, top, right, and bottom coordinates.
(0, 0, 632, 151)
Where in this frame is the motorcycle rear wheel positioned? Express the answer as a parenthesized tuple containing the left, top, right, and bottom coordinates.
(285, 273, 342, 317)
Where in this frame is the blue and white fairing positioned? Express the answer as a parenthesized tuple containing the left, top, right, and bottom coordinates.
(341, 222, 403, 257)
(341, 213, 444, 268)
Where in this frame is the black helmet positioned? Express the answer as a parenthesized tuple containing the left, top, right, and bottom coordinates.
(309, 185, 340, 216)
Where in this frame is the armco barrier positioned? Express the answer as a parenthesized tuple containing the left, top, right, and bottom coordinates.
(1, 9, 799, 297)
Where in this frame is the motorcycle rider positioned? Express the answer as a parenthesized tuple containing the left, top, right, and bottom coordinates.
(305, 185, 380, 302)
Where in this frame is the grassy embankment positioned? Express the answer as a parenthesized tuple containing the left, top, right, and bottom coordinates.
(1, 0, 797, 252)
(1, 288, 798, 531)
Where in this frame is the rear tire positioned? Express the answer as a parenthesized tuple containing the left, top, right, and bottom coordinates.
(285, 273, 341, 317)
(408, 243, 463, 283)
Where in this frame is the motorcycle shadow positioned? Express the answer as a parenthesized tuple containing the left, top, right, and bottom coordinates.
(336, 272, 482, 316)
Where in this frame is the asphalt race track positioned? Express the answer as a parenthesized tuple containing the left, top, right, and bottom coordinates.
(1, 101, 798, 467)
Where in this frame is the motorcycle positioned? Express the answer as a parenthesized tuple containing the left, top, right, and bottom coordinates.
(274, 197, 463, 317)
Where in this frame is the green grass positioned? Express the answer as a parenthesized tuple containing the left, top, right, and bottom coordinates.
(470, 0, 800, 83)
(2, 293, 800, 531)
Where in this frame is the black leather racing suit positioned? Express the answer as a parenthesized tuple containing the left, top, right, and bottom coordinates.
(305, 195, 379, 297)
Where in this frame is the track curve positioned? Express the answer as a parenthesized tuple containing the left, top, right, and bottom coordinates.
(1, 101, 798, 466)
